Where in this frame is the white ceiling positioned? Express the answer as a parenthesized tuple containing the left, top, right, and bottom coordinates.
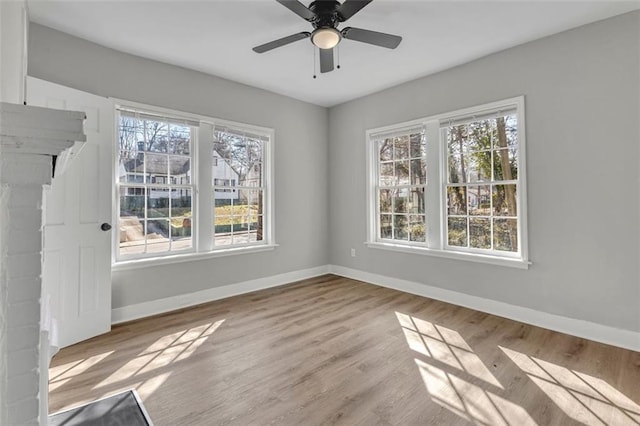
(27, 0, 640, 107)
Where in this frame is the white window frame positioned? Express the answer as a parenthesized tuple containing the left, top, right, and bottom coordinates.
(210, 120, 274, 250)
(366, 96, 529, 269)
(112, 100, 276, 270)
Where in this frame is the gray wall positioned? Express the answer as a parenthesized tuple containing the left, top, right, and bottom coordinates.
(28, 23, 329, 309)
(28, 12, 640, 334)
(328, 11, 640, 332)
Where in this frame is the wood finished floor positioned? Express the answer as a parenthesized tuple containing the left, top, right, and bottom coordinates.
(49, 275, 640, 425)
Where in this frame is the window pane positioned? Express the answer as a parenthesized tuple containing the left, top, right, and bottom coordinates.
(145, 120, 168, 153)
(394, 189, 408, 213)
(380, 214, 392, 239)
(212, 152, 235, 184)
(409, 215, 425, 242)
(249, 215, 264, 242)
(469, 218, 491, 249)
(119, 186, 145, 255)
(466, 151, 491, 182)
(493, 184, 518, 216)
(214, 211, 233, 247)
(448, 217, 468, 247)
(410, 159, 426, 185)
(493, 148, 518, 181)
(237, 189, 262, 243)
(379, 139, 393, 161)
(447, 186, 467, 215)
(409, 133, 424, 158)
(468, 185, 491, 216)
(120, 186, 145, 220)
(168, 124, 191, 155)
(120, 152, 145, 183)
(501, 115, 518, 148)
(245, 162, 262, 187)
(147, 187, 170, 218)
(394, 215, 408, 240)
(169, 156, 191, 184)
(447, 125, 467, 155)
(494, 218, 518, 252)
(395, 160, 410, 185)
(146, 153, 168, 182)
(448, 154, 466, 184)
(408, 188, 425, 214)
(394, 137, 409, 159)
(168, 188, 192, 250)
(146, 219, 170, 253)
(380, 162, 394, 186)
(379, 189, 393, 213)
(467, 119, 494, 151)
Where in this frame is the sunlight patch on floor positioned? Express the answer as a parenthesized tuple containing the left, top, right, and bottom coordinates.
(500, 346, 640, 426)
(415, 358, 536, 425)
(49, 351, 114, 393)
(133, 372, 172, 399)
(93, 320, 225, 392)
(397, 312, 538, 424)
(396, 312, 502, 388)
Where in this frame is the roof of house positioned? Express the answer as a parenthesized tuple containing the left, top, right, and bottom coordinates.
(123, 154, 190, 176)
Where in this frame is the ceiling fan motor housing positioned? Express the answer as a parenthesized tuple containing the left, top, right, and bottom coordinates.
(308, 1, 342, 27)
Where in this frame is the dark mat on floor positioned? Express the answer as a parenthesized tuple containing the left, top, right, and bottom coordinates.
(49, 390, 152, 426)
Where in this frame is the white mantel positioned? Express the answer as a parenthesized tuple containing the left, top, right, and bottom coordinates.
(0, 101, 85, 425)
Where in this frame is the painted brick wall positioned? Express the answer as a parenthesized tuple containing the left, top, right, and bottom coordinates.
(1, 155, 51, 425)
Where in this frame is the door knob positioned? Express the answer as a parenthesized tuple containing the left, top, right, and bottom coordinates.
(101, 223, 112, 231)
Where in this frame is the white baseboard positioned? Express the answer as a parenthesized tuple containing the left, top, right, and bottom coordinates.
(328, 265, 640, 352)
(111, 265, 330, 324)
(111, 263, 639, 352)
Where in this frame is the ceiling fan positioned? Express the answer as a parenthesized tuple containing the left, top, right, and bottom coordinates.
(253, 0, 402, 74)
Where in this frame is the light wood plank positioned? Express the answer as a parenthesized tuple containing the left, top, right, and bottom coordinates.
(49, 275, 640, 425)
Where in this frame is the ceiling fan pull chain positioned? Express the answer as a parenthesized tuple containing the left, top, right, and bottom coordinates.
(313, 46, 317, 79)
(336, 45, 341, 70)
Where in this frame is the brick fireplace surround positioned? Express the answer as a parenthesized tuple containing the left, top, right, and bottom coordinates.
(1, 102, 85, 425)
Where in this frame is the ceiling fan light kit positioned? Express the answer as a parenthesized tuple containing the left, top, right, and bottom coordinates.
(253, 0, 402, 74)
(311, 27, 341, 49)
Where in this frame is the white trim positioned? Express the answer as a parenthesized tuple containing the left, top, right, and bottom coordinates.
(111, 265, 329, 324)
(365, 242, 530, 269)
(112, 244, 278, 271)
(328, 265, 640, 352)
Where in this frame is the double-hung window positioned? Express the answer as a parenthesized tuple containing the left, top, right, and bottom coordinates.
(368, 97, 528, 267)
(212, 125, 268, 247)
(115, 105, 274, 263)
(117, 110, 196, 258)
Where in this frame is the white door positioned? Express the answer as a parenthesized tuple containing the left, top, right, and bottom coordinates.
(27, 77, 113, 348)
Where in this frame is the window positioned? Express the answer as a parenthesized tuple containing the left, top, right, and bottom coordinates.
(115, 105, 274, 263)
(212, 126, 267, 247)
(368, 97, 528, 267)
(377, 126, 427, 243)
(444, 110, 519, 253)
(117, 110, 195, 258)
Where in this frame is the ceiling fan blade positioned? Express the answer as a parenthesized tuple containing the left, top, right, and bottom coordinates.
(337, 0, 373, 22)
(341, 27, 402, 49)
(319, 48, 334, 73)
(253, 32, 311, 53)
(276, 0, 316, 22)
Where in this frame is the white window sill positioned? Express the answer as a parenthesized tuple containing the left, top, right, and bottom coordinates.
(365, 242, 530, 269)
(112, 244, 278, 272)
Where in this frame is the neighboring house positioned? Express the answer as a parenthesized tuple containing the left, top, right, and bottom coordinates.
(212, 153, 240, 202)
(118, 152, 191, 201)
